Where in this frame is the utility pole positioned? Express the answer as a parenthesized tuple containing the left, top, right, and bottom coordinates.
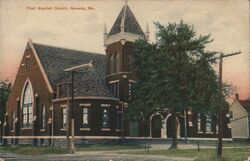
(64, 61, 93, 154)
(57, 82, 71, 151)
(122, 103, 124, 144)
(66, 84, 70, 152)
(121, 102, 127, 144)
(0, 121, 2, 143)
(216, 52, 241, 158)
(70, 71, 75, 154)
(184, 109, 187, 141)
(71, 71, 75, 121)
(50, 105, 54, 147)
(217, 53, 223, 158)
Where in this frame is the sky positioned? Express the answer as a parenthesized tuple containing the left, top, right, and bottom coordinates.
(0, 0, 249, 100)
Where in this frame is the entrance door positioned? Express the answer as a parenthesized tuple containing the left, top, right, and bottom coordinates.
(151, 115, 162, 138)
(167, 115, 173, 138)
(166, 115, 181, 138)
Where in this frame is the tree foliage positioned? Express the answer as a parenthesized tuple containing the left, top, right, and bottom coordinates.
(128, 21, 232, 148)
(0, 79, 11, 123)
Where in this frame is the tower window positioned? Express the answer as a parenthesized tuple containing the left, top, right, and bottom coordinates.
(109, 82, 119, 98)
(128, 53, 134, 70)
(109, 54, 115, 74)
(114, 54, 117, 73)
(116, 52, 120, 72)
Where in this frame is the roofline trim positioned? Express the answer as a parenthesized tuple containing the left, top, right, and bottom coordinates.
(231, 99, 248, 114)
(237, 100, 249, 113)
(28, 39, 53, 93)
(52, 96, 119, 102)
(104, 32, 144, 46)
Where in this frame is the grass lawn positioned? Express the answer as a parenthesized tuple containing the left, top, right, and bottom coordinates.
(1, 144, 249, 161)
(76, 144, 144, 151)
(191, 141, 250, 147)
(0, 144, 144, 155)
(0, 145, 68, 155)
(120, 148, 250, 161)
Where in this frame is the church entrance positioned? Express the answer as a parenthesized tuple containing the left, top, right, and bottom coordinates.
(150, 113, 181, 138)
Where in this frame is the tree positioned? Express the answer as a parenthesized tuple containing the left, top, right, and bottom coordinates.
(0, 79, 11, 142)
(128, 20, 229, 149)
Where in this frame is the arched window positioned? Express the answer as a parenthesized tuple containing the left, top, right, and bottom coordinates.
(41, 105, 46, 129)
(109, 54, 115, 74)
(11, 109, 16, 131)
(22, 82, 33, 128)
(116, 53, 120, 72)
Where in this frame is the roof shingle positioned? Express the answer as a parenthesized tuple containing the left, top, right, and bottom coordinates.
(238, 99, 250, 113)
(33, 43, 114, 98)
(109, 5, 145, 37)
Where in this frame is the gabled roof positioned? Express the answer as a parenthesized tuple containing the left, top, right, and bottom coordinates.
(33, 43, 114, 98)
(109, 5, 145, 37)
(238, 99, 250, 113)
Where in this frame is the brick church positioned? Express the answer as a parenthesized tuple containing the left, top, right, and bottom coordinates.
(4, 3, 231, 144)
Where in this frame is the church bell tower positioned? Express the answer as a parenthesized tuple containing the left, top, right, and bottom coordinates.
(104, 2, 149, 103)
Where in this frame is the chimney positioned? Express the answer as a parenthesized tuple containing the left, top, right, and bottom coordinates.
(235, 93, 239, 100)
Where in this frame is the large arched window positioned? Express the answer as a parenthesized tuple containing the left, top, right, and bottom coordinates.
(109, 54, 115, 74)
(22, 82, 33, 128)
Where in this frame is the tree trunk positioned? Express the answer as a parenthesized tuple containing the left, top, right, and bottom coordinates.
(170, 110, 177, 149)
